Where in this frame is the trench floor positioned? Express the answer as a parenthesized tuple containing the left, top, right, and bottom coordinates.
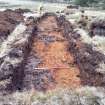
(32, 16, 81, 89)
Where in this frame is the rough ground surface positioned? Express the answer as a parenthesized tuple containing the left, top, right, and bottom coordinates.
(1, 10, 105, 105)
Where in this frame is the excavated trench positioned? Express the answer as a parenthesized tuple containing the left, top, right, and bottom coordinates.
(90, 19, 105, 37)
(23, 14, 81, 91)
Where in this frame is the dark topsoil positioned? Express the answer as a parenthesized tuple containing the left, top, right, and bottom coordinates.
(0, 8, 31, 42)
(0, 10, 105, 94)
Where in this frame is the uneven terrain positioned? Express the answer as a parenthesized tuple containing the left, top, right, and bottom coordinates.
(0, 9, 105, 105)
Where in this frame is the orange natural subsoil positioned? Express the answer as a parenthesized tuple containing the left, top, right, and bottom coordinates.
(32, 16, 81, 89)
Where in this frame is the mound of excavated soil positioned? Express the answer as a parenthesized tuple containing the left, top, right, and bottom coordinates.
(0, 9, 30, 43)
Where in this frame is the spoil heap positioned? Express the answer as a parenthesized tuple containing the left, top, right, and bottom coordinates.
(0, 9, 24, 43)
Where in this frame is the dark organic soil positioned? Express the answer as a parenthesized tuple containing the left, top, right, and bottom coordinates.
(0, 9, 24, 42)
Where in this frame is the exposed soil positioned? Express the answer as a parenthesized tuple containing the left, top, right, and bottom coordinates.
(24, 14, 81, 91)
